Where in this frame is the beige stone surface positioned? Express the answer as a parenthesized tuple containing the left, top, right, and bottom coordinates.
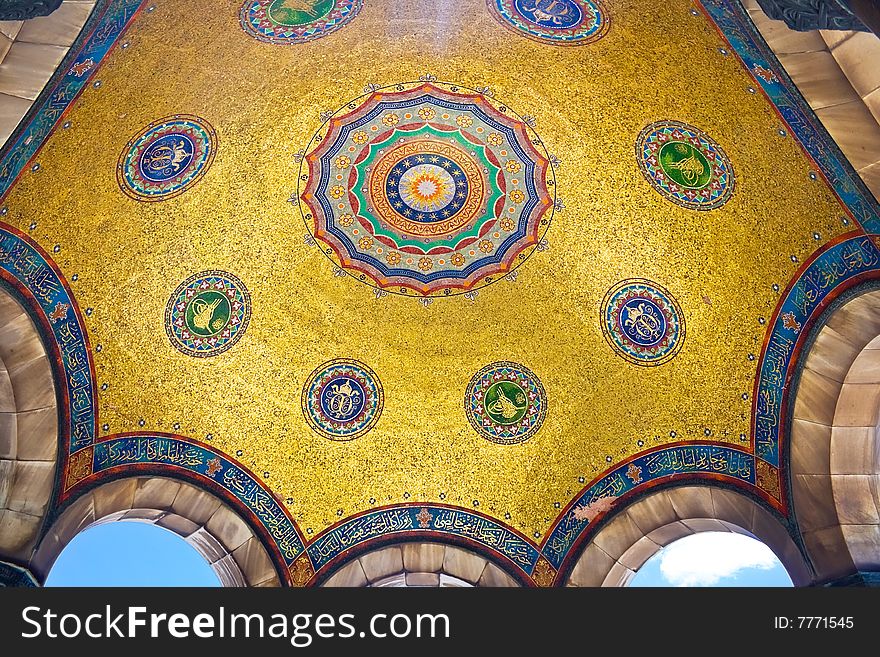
(14, 407, 57, 461)
(790, 418, 832, 476)
(91, 477, 137, 519)
(845, 348, 880, 384)
(205, 504, 252, 552)
(323, 559, 367, 587)
(776, 52, 860, 110)
(132, 477, 181, 511)
(402, 542, 445, 573)
(830, 31, 880, 98)
(830, 426, 876, 475)
(0, 42, 67, 100)
(405, 572, 441, 587)
(477, 562, 518, 587)
(839, 524, 880, 570)
(792, 474, 840, 532)
(360, 546, 404, 583)
(617, 535, 662, 571)
(8, 355, 55, 412)
(17, 2, 96, 47)
(592, 511, 646, 560)
(792, 369, 843, 426)
(834, 383, 880, 426)
(7, 459, 53, 516)
(832, 475, 880, 525)
(441, 546, 486, 584)
(172, 484, 222, 525)
(566, 543, 615, 587)
(231, 537, 276, 586)
(804, 326, 862, 383)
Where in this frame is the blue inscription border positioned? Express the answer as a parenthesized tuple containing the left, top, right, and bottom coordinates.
(753, 234, 880, 466)
(0, 0, 145, 200)
(699, 0, 880, 233)
(541, 442, 756, 571)
(90, 433, 307, 579)
(0, 225, 96, 461)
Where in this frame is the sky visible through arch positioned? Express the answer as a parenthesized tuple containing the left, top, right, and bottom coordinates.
(45, 522, 221, 587)
(45, 523, 792, 587)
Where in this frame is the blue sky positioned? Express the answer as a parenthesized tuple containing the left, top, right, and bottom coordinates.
(45, 522, 220, 587)
(45, 523, 791, 587)
(630, 531, 793, 587)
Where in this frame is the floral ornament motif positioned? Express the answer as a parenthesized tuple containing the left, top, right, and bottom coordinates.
(239, 0, 364, 45)
(117, 115, 216, 202)
(301, 358, 383, 440)
(486, 0, 609, 46)
(298, 80, 555, 297)
(635, 120, 735, 211)
(601, 279, 685, 366)
(465, 361, 547, 444)
(165, 271, 251, 358)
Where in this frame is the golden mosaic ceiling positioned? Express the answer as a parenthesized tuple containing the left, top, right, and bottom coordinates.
(3, 0, 849, 538)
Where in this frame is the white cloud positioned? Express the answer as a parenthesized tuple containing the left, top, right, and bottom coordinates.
(657, 532, 779, 587)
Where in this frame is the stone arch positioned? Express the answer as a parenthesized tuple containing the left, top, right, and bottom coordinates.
(320, 541, 522, 587)
(0, 286, 58, 569)
(564, 484, 811, 586)
(789, 285, 880, 584)
(30, 476, 282, 587)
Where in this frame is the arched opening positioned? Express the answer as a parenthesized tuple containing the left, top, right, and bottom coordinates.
(790, 286, 880, 584)
(32, 476, 282, 587)
(629, 531, 793, 587)
(45, 520, 221, 586)
(321, 542, 521, 587)
(565, 485, 810, 586)
(0, 286, 58, 571)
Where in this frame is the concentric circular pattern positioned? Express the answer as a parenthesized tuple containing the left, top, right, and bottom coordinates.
(465, 361, 547, 444)
(601, 279, 685, 366)
(487, 0, 609, 45)
(298, 81, 555, 297)
(239, 0, 363, 45)
(636, 120, 735, 211)
(165, 271, 251, 358)
(117, 115, 215, 201)
(302, 359, 384, 440)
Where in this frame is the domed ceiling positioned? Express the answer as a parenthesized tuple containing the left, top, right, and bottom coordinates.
(1, 0, 878, 585)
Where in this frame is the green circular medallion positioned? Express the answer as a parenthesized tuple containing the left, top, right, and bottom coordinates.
(484, 380, 529, 426)
(268, 0, 335, 26)
(185, 290, 232, 337)
(658, 141, 712, 189)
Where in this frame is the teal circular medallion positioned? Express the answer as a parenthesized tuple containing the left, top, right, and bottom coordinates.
(165, 271, 251, 358)
(465, 361, 546, 444)
(636, 120, 734, 211)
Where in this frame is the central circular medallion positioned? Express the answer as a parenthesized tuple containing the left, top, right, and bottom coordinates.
(302, 359, 383, 441)
(465, 361, 547, 444)
(165, 271, 251, 358)
(601, 279, 685, 366)
(298, 81, 555, 297)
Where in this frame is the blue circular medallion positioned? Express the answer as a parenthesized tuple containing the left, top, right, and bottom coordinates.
(487, 0, 608, 45)
(319, 376, 367, 422)
(514, 0, 582, 28)
(618, 296, 668, 347)
(139, 133, 196, 183)
(117, 115, 216, 202)
(384, 156, 470, 224)
(302, 359, 384, 441)
(601, 279, 685, 366)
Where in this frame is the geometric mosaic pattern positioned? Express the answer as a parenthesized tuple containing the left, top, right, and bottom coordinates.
(486, 0, 609, 45)
(239, 0, 363, 45)
(298, 81, 555, 297)
(465, 361, 547, 444)
(164, 271, 251, 358)
(601, 279, 685, 367)
(116, 115, 216, 202)
(635, 120, 735, 211)
(301, 358, 384, 440)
